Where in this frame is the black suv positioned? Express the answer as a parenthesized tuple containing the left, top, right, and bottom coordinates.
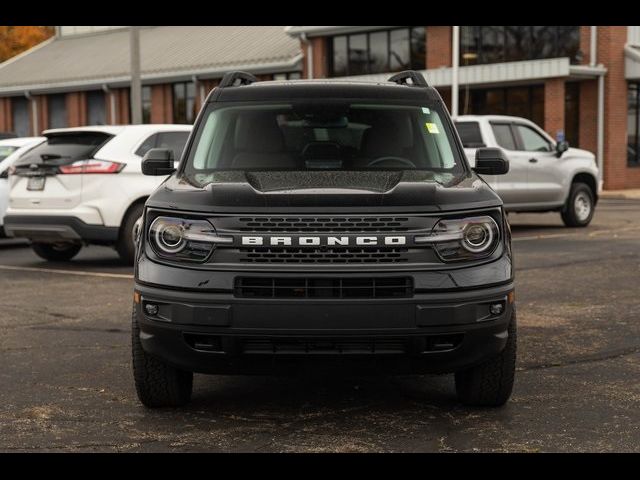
(132, 71, 515, 408)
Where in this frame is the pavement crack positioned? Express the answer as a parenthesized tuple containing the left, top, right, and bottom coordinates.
(518, 345, 640, 371)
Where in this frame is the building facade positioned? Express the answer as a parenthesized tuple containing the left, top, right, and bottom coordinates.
(287, 26, 640, 191)
(0, 26, 639, 190)
(0, 26, 302, 138)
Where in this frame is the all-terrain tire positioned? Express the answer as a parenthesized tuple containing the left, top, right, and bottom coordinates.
(117, 203, 144, 265)
(455, 309, 517, 407)
(561, 182, 595, 227)
(132, 304, 193, 408)
(31, 242, 82, 261)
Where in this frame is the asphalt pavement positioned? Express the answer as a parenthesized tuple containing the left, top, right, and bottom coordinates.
(1, 199, 639, 452)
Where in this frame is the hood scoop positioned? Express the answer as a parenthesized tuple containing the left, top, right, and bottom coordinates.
(244, 170, 403, 194)
(200, 170, 439, 208)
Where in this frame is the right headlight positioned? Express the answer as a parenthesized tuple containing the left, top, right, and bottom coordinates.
(415, 215, 500, 262)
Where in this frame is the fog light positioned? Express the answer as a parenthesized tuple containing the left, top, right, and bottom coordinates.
(489, 303, 504, 315)
(145, 303, 159, 316)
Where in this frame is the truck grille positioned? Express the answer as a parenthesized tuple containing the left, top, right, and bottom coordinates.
(238, 247, 410, 264)
(235, 276, 413, 298)
(236, 216, 411, 232)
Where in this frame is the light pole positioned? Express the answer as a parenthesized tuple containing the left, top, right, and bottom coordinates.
(451, 26, 460, 119)
(130, 26, 142, 125)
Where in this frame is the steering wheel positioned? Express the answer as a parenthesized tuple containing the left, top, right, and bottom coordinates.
(366, 156, 416, 168)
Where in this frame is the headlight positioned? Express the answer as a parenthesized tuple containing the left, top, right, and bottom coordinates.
(148, 216, 232, 262)
(415, 215, 500, 262)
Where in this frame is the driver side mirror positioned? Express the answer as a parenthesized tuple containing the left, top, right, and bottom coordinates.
(556, 140, 569, 158)
(142, 148, 175, 176)
(473, 147, 510, 175)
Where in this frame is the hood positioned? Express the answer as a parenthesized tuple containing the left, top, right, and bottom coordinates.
(146, 170, 503, 214)
(566, 147, 595, 160)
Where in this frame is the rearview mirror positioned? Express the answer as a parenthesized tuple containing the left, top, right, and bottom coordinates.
(141, 148, 175, 176)
(556, 140, 569, 158)
(473, 147, 509, 175)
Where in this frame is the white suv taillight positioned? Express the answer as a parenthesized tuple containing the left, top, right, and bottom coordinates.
(59, 160, 125, 174)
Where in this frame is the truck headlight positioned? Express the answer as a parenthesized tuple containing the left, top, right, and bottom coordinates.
(148, 216, 232, 262)
(415, 215, 500, 262)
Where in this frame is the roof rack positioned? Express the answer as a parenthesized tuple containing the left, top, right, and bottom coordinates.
(387, 70, 428, 87)
(219, 71, 258, 88)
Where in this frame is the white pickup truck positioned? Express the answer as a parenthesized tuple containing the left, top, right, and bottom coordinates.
(455, 115, 599, 227)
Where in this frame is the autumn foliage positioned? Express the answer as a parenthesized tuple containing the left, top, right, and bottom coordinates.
(0, 26, 55, 63)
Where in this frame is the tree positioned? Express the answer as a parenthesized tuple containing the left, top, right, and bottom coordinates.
(0, 26, 55, 63)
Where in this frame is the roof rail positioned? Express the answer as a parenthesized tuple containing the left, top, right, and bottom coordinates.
(219, 71, 258, 88)
(387, 70, 428, 87)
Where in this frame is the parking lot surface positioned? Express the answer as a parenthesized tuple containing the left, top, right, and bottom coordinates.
(1, 198, 639, 452)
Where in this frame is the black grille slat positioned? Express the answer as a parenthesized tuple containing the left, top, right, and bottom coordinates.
(238, 247, 410, 264)
(235, 277, 413, 299)
(237, 216, 411, 233)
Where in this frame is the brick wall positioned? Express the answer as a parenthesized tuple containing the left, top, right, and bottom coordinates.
(426, 26, 452, 69)
(544, 78, 565, 139)
(66, 92, 87, 127)
(598, 26, 631, 189)
(0, 98, 12, 132)
(301, 37, 328, 79)
(150, 85, 172, 124)
(578, 80, 597, 153)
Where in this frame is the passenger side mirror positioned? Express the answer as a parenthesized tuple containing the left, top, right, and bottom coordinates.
(556, 140, 569, 158)
(142, 148, 175, 176)
(473, 147, 510, 175)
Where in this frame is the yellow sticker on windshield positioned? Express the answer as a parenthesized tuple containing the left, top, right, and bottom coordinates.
(425, 122, 440, 134)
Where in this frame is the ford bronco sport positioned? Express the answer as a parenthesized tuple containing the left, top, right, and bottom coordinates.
(132, 71, 516, 408)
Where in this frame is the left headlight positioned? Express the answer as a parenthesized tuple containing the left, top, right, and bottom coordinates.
(416, 215, 500, 262)
(148, 216, 232, 262)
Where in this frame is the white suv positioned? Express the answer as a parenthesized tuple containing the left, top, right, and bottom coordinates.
(0, 136, 46, 236)
(455, 115, 599, 227)
(4, 125, 192, 263)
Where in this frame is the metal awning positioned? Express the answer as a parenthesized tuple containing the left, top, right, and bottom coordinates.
(337, 57, 606, 88)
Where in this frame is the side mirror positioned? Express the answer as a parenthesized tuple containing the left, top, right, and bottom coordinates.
(473, 147, 510, 175)
(556, 140, 569, 158)
(141, 148, 175, 176)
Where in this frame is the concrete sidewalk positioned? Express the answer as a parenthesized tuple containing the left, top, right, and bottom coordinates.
(600, 189, 640, 200)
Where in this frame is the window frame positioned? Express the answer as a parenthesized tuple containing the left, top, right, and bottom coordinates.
(628, 82, 640, 167)
(328, 27, 426, 77)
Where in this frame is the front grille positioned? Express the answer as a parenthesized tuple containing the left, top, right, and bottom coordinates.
(238, 247, 410, 264)
(235, 276, 413, 298)
(236, 216, 411, 233)
(242, 338, 407, 355)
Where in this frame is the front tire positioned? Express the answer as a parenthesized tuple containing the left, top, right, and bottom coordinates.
(31, 242, 82, 261)
(561, 182, 595, 227)
(117, 203, 144, 265)
(455, 310, 517, 407)
(132, 304, 193, 408)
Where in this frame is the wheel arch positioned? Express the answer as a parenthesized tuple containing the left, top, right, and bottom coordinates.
(118, 197, 148, 241)
(571, 172, 598, 205)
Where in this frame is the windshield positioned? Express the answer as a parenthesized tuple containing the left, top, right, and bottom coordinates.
(183, 101, 465, 185)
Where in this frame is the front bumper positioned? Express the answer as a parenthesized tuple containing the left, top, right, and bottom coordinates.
(134, 278, 515, 375)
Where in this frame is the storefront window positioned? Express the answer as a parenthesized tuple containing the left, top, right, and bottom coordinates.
(628, 83, 640, 167)
(460, 26, 581, 65)
(329, 27, 426, 77)
(48, 94, 67, 129)
(564, 82, 580, 147)
(460, 85, 545, 127)
(142, 86, 152, 124)
(173, 82, 196, 124)
(86, 90, 106, 125)
(11, 97, 30, 137)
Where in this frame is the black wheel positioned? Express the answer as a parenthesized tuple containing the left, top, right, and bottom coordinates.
(561, 182, 595, 227)
(31, 242, 82, 261)
(132, 304, 193, 408)
(117, 203, 144, 265)
(455, 310, 517, 407)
